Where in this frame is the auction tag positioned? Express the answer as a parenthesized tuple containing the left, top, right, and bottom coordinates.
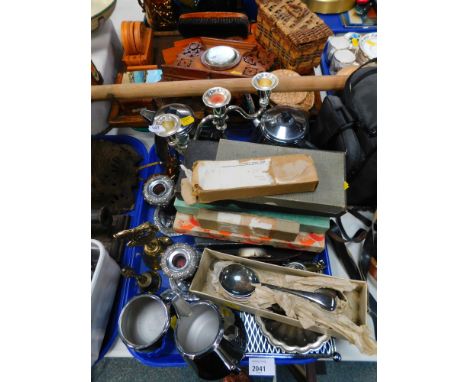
(249, 358, 276, 377)
(180, 115, 194, 126)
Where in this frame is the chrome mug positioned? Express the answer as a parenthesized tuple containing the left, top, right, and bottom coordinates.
(118, 294, 170, 353)
(330, 49, 356, 74)
(162, 290, 246, 380)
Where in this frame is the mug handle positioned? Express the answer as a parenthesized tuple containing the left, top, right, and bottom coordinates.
(160, 289, 193, 317)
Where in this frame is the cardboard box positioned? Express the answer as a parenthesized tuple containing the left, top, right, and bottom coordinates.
(190, 249, 368, 339)
(173, 212, 325, 252)
(191, 154, 319, 204)
(196, 209, 300, 241)
(216, 140, 346, 216)
(175, 140, 218, 195)
(174, 197, 330, 233)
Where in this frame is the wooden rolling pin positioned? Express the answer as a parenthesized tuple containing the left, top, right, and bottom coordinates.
(91, 74, 350, 101)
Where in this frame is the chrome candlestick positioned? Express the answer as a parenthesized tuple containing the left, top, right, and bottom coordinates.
(252, 72, 279, 109)
(201, 86, 231, 133)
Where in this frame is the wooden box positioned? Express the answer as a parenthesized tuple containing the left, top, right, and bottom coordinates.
(107, 65, 158, 128)
(254, 0, 332, 74)
(190, 249, 369, 339)
(161, 37, 275, 81)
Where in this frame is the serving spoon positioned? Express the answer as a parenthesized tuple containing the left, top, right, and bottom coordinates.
(219, 264, 337, 311)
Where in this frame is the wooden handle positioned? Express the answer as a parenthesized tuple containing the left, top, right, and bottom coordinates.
(91, 74, 350, 101)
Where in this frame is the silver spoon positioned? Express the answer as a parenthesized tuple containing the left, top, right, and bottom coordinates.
(219, 264, 337, 311)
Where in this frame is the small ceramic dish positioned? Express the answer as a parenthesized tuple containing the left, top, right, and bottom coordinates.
(91, 0, 117, 32)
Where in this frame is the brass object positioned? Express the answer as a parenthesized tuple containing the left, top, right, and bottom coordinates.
(113, 222, 158, 246)
(113, 222, 173, 270)
(308, 260, 326, 273)
(121, 267, 162, 294)
(302, 0, 355, 14)
(158, 236, 173, 246)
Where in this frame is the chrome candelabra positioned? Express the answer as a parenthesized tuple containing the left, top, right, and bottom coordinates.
(194, 72, 279, 139)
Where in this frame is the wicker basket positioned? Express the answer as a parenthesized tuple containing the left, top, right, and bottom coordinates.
(254, 0, 332, 74)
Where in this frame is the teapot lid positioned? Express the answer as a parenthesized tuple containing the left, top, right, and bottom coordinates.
(260, 106, 308, 144)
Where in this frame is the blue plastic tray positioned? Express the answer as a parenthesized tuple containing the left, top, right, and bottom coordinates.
(319, 10, 377, 78)
(123, 145, 194, 367)
(318, 13, 377, 34)
(116, 142, 336, 367)
(321, 43, 332, 77)
(319, 11, 377, 80)
(92, 134, 151, 362)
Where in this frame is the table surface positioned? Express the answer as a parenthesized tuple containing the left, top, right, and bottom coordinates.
(96, 1, 377, 363)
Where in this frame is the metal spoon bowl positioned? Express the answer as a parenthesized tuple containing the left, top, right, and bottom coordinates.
(219, 264, 337, 312)
(219, 263, 258, 297)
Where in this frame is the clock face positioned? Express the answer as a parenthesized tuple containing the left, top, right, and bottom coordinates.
(201, 46, 241, 71)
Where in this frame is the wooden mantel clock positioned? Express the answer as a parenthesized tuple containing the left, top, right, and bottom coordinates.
(162, 37, 275, 81)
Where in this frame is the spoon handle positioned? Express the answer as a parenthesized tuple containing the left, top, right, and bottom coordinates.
(261, 283, 336, 311)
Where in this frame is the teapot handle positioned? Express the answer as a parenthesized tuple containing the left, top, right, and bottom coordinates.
(214, 347, 241, 374)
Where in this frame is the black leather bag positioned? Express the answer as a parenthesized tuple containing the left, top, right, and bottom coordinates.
(311, 95, 364, 177)
(310, 60, 377, 207)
